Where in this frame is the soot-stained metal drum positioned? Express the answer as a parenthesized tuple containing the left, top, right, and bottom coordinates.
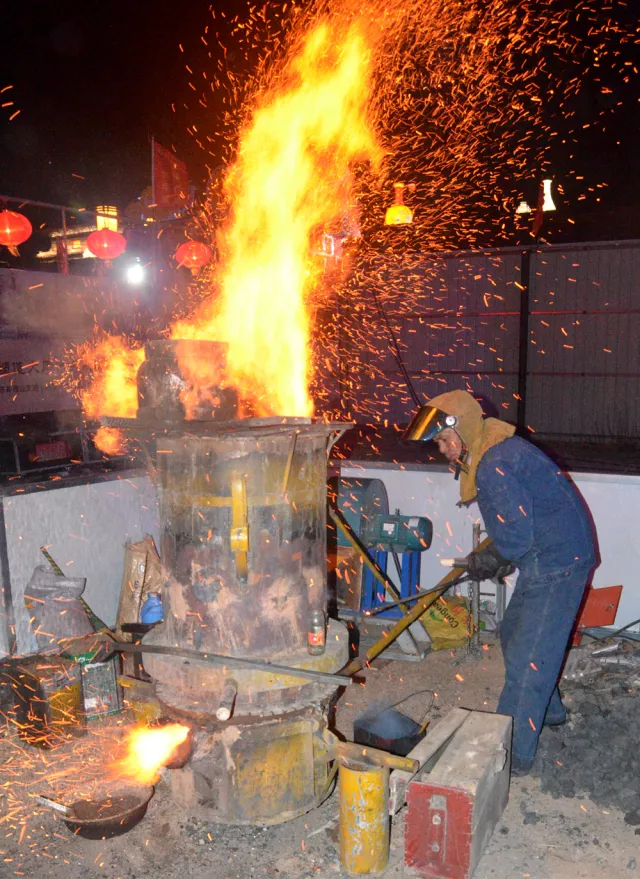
(136, 339, 238, 423)
(142, 415, 350, 824)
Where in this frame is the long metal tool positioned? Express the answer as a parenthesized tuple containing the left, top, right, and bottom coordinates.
(329, 507, 429, 638)
(339, 538, 493, 677)
(364, 578, 470, 616)
(104, 641, 352, 687)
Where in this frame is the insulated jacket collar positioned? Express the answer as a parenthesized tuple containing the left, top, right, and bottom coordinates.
(426, 390, 516, 503)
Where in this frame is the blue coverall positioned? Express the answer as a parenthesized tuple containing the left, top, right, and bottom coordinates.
(475, 436, 597, 771)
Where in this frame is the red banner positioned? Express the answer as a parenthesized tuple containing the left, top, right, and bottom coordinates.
(152, 141, 189, 210)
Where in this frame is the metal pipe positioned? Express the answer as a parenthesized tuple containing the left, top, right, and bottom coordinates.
(329, 508, 430, 635)
(281, 430, 298, 495)
(215, 679, 238, 721)
(335, 742, 418, 774)
(106, 641, 352, 687)
(364, 578, 469, 615)
(339, 538, 492, 677)
(517, 249, 531, 434)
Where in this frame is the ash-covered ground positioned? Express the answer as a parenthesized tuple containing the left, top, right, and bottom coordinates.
(0, 638, 638, 879)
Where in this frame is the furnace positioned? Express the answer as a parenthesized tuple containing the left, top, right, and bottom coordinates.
(105, 340, 350, 825)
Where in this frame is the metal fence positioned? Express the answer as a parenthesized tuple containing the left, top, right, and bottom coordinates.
(331, 239, 640, 442)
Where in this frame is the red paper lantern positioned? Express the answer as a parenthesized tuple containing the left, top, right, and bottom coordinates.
(175, 241, 212, 271)
(0, 211, 32, 248)
(86, 228, 127, 260)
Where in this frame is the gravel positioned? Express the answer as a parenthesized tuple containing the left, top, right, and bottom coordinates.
(532, 672, 640, 826)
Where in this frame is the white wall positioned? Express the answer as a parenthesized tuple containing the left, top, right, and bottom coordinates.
(2, 475, 160, 656)
(3, 463, 638, 657)
(341, 462, 640, 630)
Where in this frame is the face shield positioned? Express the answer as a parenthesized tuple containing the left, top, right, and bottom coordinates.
(403, 406, 458, 443)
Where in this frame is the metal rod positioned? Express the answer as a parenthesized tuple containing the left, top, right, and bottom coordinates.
(469, 522, 482, 652)
(364, 578, 470, 615)
(281, 430, 298, 495)
(0, 194, 118, 220)
(60, 207, 69, 275)
(339, 583, 450, 678)
(34, 796, 72, 816)
(516, 249, 532, 433)
(329, 508, 429, 635)
(339, 538, 493, 677)
(107, 641, 352, 687)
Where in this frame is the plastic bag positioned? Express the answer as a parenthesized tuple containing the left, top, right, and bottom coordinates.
(115, 535, 162, 639)
(421, 595, 470, 650)
(24, 566, 94, 652)
(479, 599, 497, 632)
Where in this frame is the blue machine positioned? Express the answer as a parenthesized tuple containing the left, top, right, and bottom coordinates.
(332, 477, 433, 619)
(361, 548, 424, 619)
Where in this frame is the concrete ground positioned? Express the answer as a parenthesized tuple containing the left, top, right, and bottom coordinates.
(1, 638, 638, 879)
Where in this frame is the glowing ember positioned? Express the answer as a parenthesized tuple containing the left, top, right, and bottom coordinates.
(111, 723, 191, 786)
(172, 19, 380, 417)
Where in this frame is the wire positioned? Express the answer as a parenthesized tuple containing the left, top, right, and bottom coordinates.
(579, 617, 640, 642)
(388, 688, 436, 729)
(389, 687, 435, 711)
(371, 286, 422, 408)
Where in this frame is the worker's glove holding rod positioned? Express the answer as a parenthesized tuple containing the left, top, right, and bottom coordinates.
(442, 543, 515, 583)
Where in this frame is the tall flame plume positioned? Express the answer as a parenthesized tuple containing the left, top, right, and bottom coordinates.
(173, 19, 380, 416)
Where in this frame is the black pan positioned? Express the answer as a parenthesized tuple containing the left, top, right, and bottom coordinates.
(63, 785, 154, 839)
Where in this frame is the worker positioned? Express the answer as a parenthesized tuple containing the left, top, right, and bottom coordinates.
(404, 390, 596, 775)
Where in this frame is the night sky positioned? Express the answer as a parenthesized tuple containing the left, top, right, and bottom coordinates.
(1, 0, 217, 210)
(2, 0, 640, 243)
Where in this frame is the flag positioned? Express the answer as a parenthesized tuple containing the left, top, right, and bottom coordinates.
(152, 140, 189, 210)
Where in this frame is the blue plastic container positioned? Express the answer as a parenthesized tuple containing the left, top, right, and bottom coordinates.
(140, 593, 163, 624)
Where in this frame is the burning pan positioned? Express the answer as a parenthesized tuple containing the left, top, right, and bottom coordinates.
(63, 786, 154, 839)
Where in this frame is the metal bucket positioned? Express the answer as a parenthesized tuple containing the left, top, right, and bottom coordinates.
(354, 707, 425, 758)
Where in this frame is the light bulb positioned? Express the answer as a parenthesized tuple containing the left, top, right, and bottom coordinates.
(542, 179, 556, 212)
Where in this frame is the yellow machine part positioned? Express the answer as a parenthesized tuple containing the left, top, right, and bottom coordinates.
(339, 762, 390, 874)
(230, 474, 249, 579)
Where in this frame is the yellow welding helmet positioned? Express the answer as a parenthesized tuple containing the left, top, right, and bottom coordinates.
(403, 406, 458, 442)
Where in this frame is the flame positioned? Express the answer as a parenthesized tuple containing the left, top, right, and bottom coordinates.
(172, 20, 380, 417)
(173, 339, 226, 420)
(111, 723, 191, 786)
(75, 334, 144, 453)
(92, 425, 127, 456)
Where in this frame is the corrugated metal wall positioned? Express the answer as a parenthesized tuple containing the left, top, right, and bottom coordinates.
(526, 243, 640, 439)
(335, 240, 640, 441)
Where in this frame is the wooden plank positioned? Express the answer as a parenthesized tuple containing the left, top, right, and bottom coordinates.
(388, 707, 470, 814)
(427, 711, 511, 795)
